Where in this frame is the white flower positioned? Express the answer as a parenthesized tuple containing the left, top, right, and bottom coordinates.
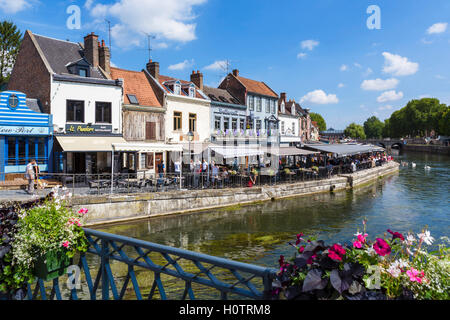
(387, 265, 401, 278)
(418, 230, 434, 246)
(404, 234, 416, 246)
(366, 246, 376, 256)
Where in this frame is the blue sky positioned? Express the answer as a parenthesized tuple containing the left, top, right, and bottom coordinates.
(1, 0, 449, 129)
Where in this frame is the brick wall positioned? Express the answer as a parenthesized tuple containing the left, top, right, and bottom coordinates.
(7, 31, 51, 114)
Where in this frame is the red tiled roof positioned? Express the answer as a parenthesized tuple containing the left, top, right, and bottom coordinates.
(235, 75, 278, 98)
(110, 67, 162, 107)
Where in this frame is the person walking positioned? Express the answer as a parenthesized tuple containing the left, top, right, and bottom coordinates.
(25, 159, 36, 194)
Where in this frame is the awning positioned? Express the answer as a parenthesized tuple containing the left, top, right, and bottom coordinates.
(210, 146, 264, 159)
(262, 146, 319, 156)
(304, 143, 385, 157)
(56, 136, 127, 152)
(112, 142, 183, 153)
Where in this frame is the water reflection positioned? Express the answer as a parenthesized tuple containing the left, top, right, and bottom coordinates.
(98, 151, 449, 268)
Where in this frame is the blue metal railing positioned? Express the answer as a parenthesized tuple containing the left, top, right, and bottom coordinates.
(26, 228, 278, 300)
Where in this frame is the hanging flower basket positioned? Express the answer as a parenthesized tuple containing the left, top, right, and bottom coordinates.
(33, 248, 72, 281)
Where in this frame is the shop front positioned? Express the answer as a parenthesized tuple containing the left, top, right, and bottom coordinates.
(0, 91, 53, 181)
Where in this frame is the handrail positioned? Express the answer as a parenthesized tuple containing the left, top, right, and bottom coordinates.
(24, 228, 278, 300)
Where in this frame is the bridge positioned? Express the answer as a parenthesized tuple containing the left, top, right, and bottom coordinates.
(357, 139, 405, 151)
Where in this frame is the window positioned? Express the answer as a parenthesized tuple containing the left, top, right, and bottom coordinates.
(146, 121, 156, 140)
(140, 153, 146, 170)
(292, 122, 295, 134)
(95, 102, 112, 123)
(7, 137, 15, 165)
(248, 95, 254, 111)
(79, 68, 88, 77)
(214, 116, 221, 130)
(66, 100, 84, 122)
(173, 111, 182, 131)
(189, 86, 195, 98)
(281, 102, 285, 113)
(256, 120, 262, 131)
(223, 117, 230, 130)
(146, 153, 154, 169)
(256, 97, 261, 112)
(232, 118, 238, 130)
(271, 100, 276, 114)
(127, 94, 139, 105)
(239, 118, 245, 130)
(281, 121, 285, 134)
(174, 83, 181, 95)
(189, 113, 197, 132)
(265, 99, 270, 113)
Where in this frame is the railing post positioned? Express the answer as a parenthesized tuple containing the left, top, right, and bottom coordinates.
(101, 239, 110, 300)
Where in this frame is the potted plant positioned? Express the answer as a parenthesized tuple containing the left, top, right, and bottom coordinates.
(9, 186, 89, 286)
(273, 221, 449, 300)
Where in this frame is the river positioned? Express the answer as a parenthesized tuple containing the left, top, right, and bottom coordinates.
(93, 151, 449, 298)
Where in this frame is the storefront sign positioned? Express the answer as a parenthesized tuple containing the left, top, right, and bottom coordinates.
(65, 124, 112, 134)
(0, 125, 51, 136)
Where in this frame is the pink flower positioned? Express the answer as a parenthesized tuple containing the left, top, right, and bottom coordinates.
(307, 254, 317, 264)
(353, 240, 363, 249)
(387, 229, 405, 241)
(62, 241, 70, 248)
(373, 238, 391, 256)
(357, 233, 368, 243)
(406, 268, 425, 283)
(328, 243, 346, 261)
(295, 233, 304, 245)
(78, 208, 88, 215)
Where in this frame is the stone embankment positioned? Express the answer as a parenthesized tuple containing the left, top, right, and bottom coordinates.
(74, 161, 399, 226)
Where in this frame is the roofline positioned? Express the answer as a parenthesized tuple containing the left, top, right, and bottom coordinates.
(26, 30, 54, 74)
(32, 32, 81, 46)
(53, 74, 122, 86)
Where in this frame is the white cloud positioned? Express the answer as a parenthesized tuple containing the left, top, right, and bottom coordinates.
(354, 62, 362, 68)
(340, 64, 348, 71)
(377, 90, 404, 103)
(338, 83, 345, 88)
(435, 74, 446, 80)
(203, 60, 228, 71)
(84, 0, 94, 9)
(382, 52, 419, 76)
(300, 90, 339, 105)
(301, 40, 319, 51)
(0, 0, 33, 13)
(89, 0, 207, 47)
(168, 59, 194, 71)
(378, 105, 393, 111)
(427, 22, 448, 34)
(297, 52, 307, 59)
(361, 78, 399, 91)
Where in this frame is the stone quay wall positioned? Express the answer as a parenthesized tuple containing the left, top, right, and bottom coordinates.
(73, 161, 400, 226)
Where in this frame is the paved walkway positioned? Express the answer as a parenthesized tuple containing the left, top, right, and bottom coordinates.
(0, 189, 52, 203)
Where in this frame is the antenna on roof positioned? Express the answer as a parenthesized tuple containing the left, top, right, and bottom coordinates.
(105, 19, 112, 58)
(146, 33, 156, 61)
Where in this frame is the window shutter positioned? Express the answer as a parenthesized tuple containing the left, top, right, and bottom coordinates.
(146, 153, 154, 169)
(146, 122, 156, 140)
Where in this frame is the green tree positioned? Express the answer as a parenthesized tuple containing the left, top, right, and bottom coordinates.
(0, 21, 22, 88)
(344, 122, 366, 139)
(438, 109, 450, 136)
(309, 112, 326, 131)
(382, 119, 391, 138)
(363, 116, 385, 138)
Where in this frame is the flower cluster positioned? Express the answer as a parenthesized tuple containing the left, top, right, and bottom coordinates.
(273, 222, 449, 300)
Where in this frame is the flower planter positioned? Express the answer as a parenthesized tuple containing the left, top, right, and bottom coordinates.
(33, 249, 72, 281)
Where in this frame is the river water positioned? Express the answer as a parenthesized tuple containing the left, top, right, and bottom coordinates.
(98, 151, 449, 268)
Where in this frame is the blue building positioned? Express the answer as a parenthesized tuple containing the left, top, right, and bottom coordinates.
(0, 91, 53, 180)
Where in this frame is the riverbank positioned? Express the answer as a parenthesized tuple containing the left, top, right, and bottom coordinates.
(402, 144, 450, 155)
(72, 161, 399, 227)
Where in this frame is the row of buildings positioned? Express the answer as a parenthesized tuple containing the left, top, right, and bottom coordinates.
(0, 30, 319, 180)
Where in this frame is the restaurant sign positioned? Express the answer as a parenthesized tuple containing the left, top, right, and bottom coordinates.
(65, 124, 112, 135)
(0, 125, 51, 136)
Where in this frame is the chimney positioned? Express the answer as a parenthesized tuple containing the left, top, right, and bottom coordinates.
(232, 69, 239, 77)
(146, 59, 159, 81)
(84, 32, 99, 67)
(280, 92, 287, 103)
(99, 39, 111, 74)
(190, 70, 203, 90)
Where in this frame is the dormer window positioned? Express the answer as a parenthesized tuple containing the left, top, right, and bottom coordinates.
(281, 102, 285, 113)
(174, 82, 181, 95)
(188, 85, 195, 98)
